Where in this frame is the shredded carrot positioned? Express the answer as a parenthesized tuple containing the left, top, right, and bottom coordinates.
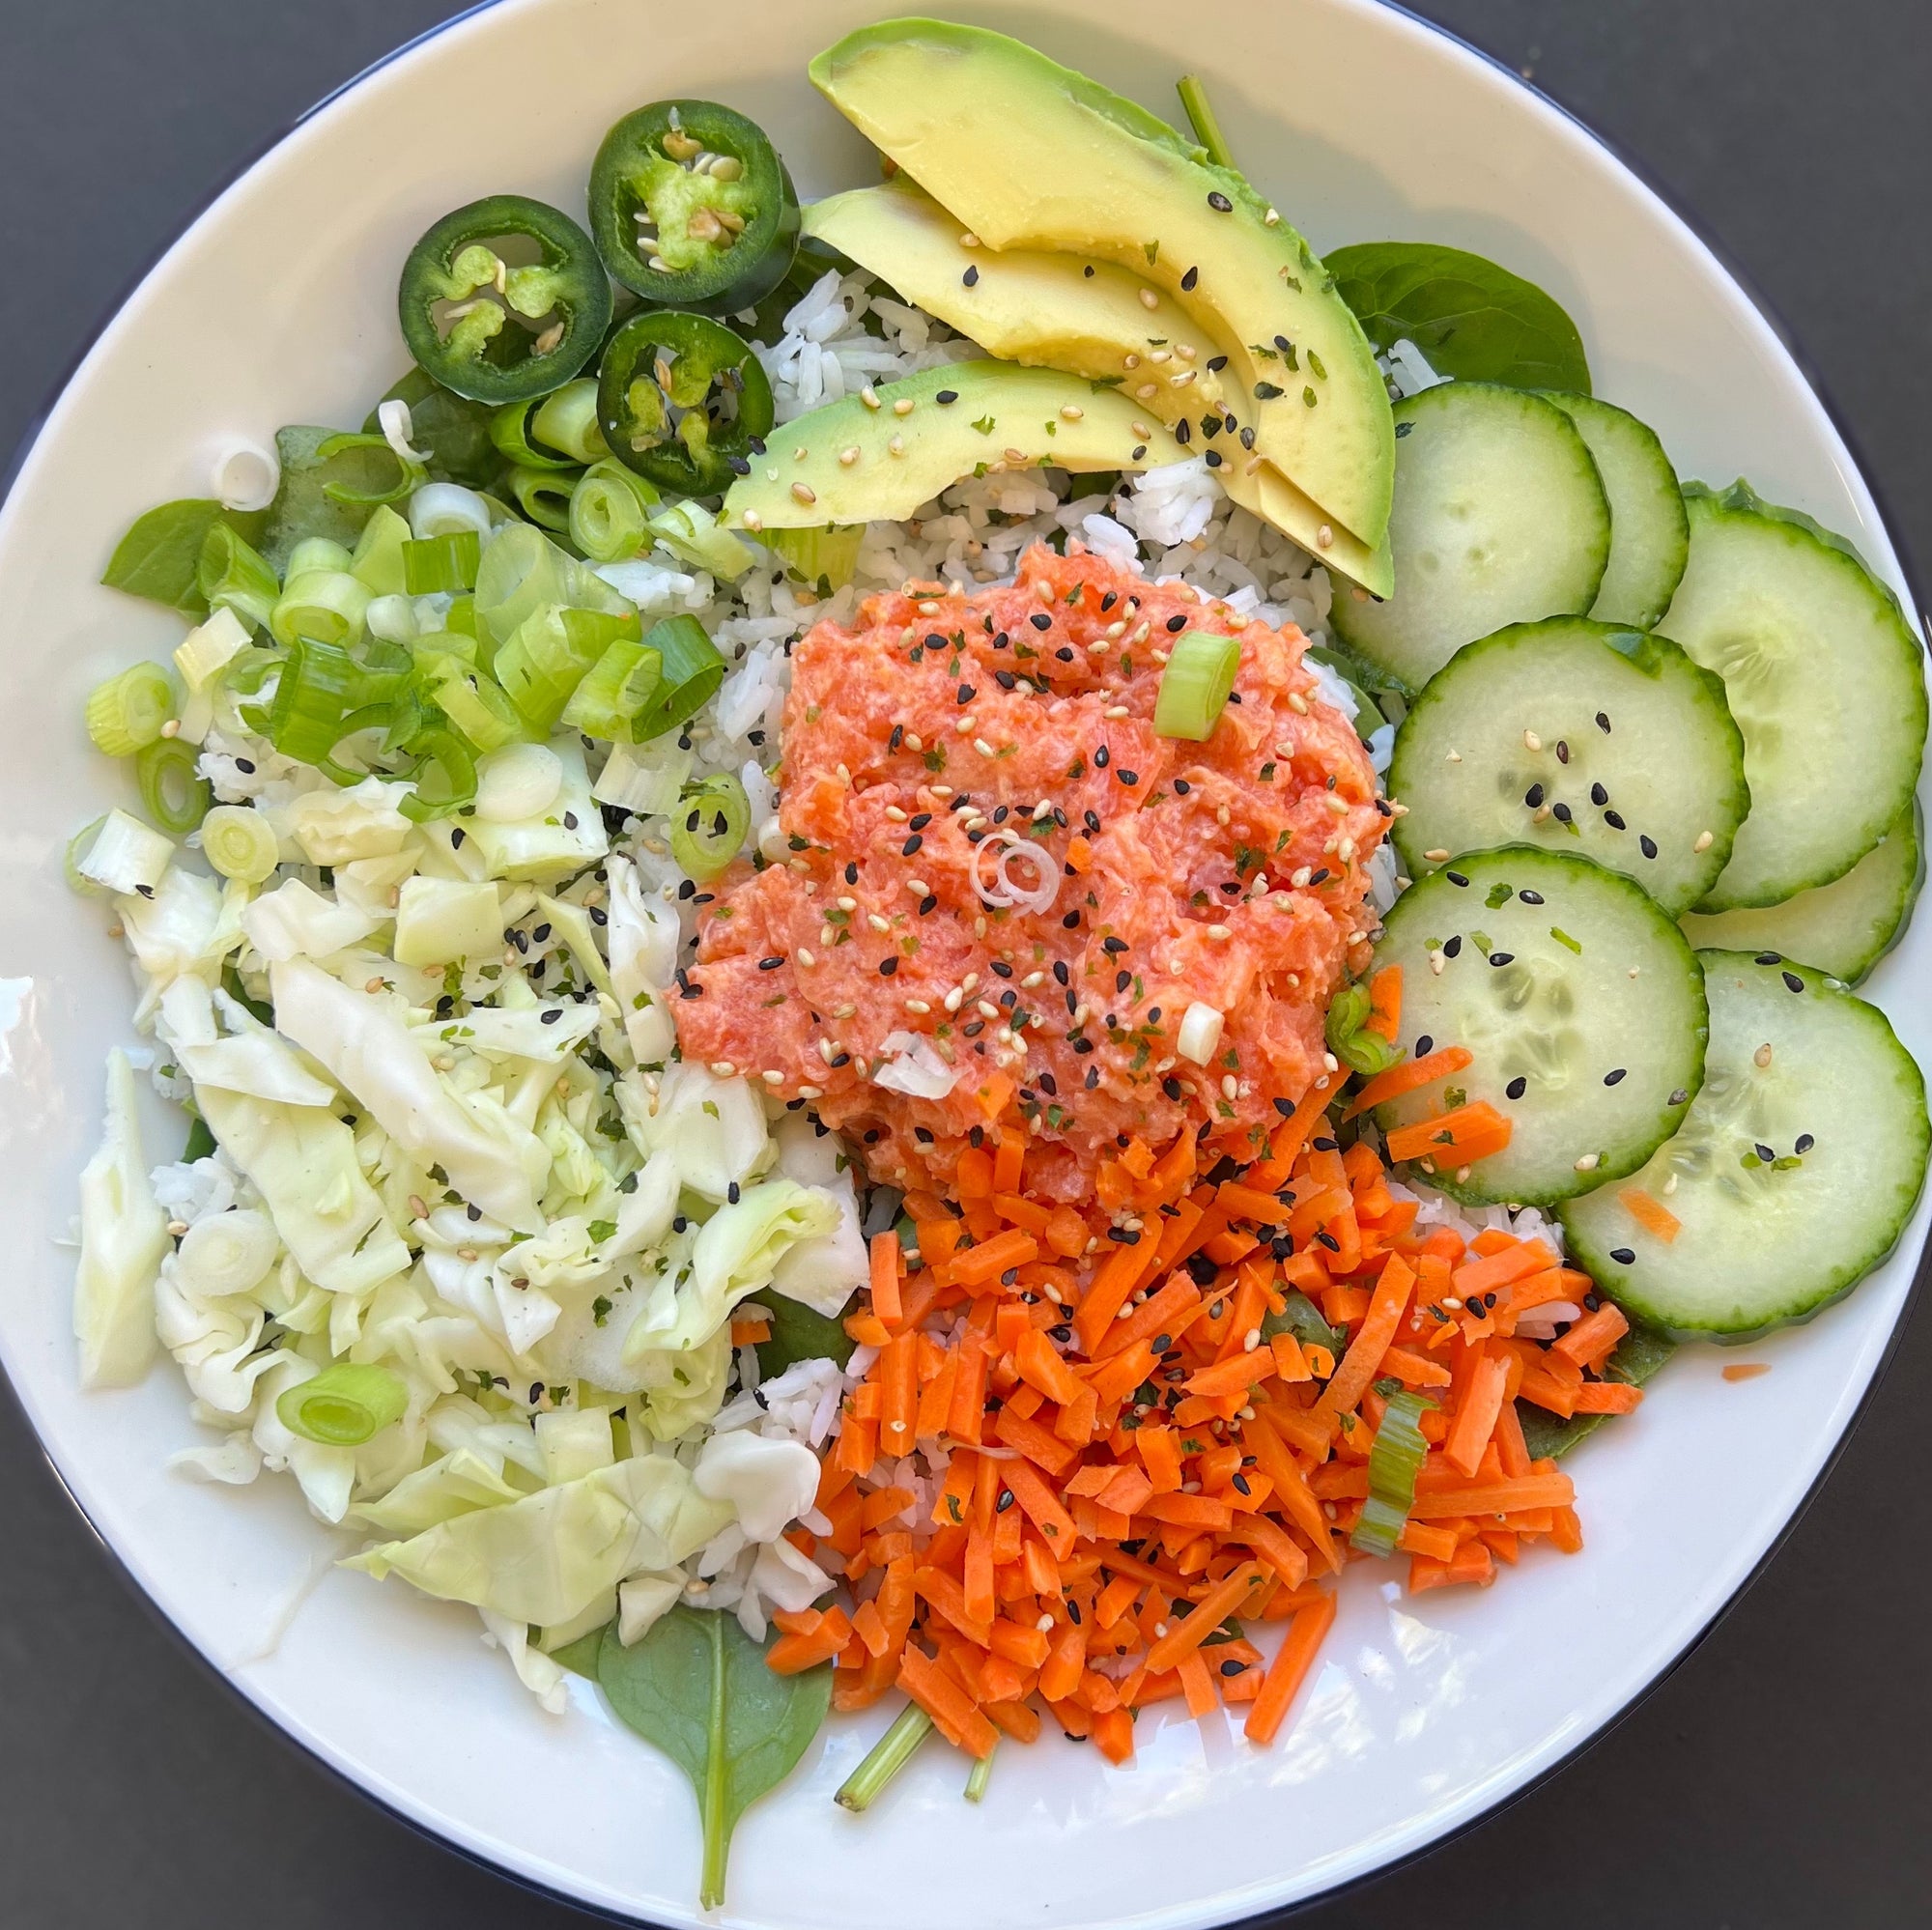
(1617, 1185, 1683, 1243)
(1365, 964, 1402, 1040)
(1384, 1101, 1514, 1166)
(1721, 1362, 1772, 1382)
(1342, 1045, 1473, 1120)
(1244, 1590, 1336, 1746)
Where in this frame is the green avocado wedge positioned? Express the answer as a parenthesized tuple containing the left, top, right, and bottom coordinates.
(806, 182, 1393, 594)
(721, 361, 1182, 531)
(809, 19, 1394, 552)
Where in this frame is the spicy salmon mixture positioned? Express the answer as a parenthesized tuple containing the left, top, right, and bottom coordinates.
(675, 544, 1388, 1199)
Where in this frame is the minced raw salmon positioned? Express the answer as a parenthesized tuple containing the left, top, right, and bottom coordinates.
(674, 544, 1386, 1200)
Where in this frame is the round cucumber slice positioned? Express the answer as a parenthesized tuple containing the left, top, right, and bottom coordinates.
(1661, 481, 1927, 910)
(1561, 951, 1929, 1339)
(1541, 392, 1689, 630)
(1372, 846, 1707, 1206)
(1680, 801, 1922, 985)
(1388, 617, 1748, 916)
(1329, 383, 1610, 694)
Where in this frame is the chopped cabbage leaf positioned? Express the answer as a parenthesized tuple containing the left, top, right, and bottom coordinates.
(73, 1049, 168, 1388)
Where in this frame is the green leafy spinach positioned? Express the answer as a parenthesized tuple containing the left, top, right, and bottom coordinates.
(1518, 1320, 1677, 1460)
(100, 499, 269, 617)
(364, 367, 504, 493)
(755, 1289, 856, 1377)
(1262, 1288, 1346, 1357)
(1327, 241, 1591, 393)
(596, 1606, 832, 1908)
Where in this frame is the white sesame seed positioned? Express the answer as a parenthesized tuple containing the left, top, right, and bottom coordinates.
(790, 481, 816, 505)
(883, 805, 907, 822)
(944, 986, 964, 1012)
(796, 948, 815, 967)
(905, 998, 931, 1014)
(974, 738, 996, 757)
(1574, 1152, 1601, 1172)
(1060, 405, 1084, 421)
(1754, 1041, 1774, 1067)
(1522, 729, 1543, 752)
(918, 599, 940, 614)
(906, 878, 928, 895)
(1139, 287, 1160, 310)
(895, 398, 916, 416)
(1208, 923, 1231, 940)
(797, 1084, 823, 1100)
(1694, 830, 1715, 852)
(1287, 692, 1309, 714)
(710, 1061, 736, 1077)
(860, 385, 881, 411)
(868, 913, 891, 933)
(838, 446, 861, 468)
(761, 1069, 784, 1086)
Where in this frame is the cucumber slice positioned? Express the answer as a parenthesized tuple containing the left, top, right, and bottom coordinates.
(1680, 801, 1923, 984)
(1660, 481, 1927, 909)
(1329, 383, 1610, 694)
(1372, 846, 1707, 1206)
(1561, 951, 1929, 1339)
(1388, 617, 1747, 916)
(1541, 392, 1689, 630)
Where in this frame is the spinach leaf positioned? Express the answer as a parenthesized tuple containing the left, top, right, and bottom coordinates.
(550, 1624, 609, 1679)
(258, 425, 399, 573)
(1262, 1288, 1345, 1356)
(756, 1289, 856, 1377)
(100, 499, 269, 616)
(597, 1606, 831, 1909)
(1518, 1321, 1677, 1460)
(364, 368, 504, 493)
(1328, 241, 1591, 393)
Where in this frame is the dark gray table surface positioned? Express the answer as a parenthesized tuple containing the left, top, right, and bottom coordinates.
(4, 2, 1927, 1924)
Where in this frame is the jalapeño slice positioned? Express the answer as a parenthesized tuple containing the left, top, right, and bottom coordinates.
(598, 311, 774, 497)
(399, 194, 612, 406)
(588, 100, 800, 315)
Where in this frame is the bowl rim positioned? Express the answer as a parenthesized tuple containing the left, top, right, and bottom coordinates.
(2, 1, 1925, 1923)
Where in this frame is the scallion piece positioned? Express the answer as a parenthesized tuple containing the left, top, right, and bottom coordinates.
(421, 657, 525, 752)
(84, 662, 174, 757)
(201, 804, 280, 884)
(494, 605, 628, 733)
(314, 429, 425, 507)
(507, 464, 582, 533)
(489, 396, 579, 472)
(631, 614, 726, 741)
(73, 809, 173, 895)
(669, 773, 751, 880)
(1176, 73, 1236, 171)
(64, 816, 109, 895)
(560, 637, 664, 740)
(275, 1362, 409, 1446)
(763, 524, 864, 594)
(1152, 631, 1241, 740)
(834, 1702, 934, 1812)
(196, 523, 280, 633)
(1324, 981, 1403, 1077)
(530, 378, 611, 467)
(964, 1739, 997, 1803)
(1350, 1387, 1436, 1558)
(136, 736, 212, 835)
(398, 726, 479, 822)
(286, 536, 355, 578)
(260, 634, 358, 763)
(350, 504, 413, 597)
(474, 521, 571, 644)
(411, 482, 495, 541)
(650, 497, 755, 580)
(568, 460, 659, 565)
(403, 529, 482, 596)
(270, 569, 372, 649)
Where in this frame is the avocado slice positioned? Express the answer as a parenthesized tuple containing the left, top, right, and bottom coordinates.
(721, 360, 1181, 530)
(806, 181, 1392, 596)
(809, 19, 1394, 551)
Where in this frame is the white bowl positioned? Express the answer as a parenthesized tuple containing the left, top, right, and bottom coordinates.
(1, 1, 1923, 1924)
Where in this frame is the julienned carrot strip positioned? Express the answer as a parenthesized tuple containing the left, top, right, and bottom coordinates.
(1217, 1180, 1288, 1223)
(947, 1336, 989, 1444)
(1242, 1413, 1340, 1574)
(1072, 1240, 1147, 1355)
(1001, 1456, 1079, 1549)
(1138, 1424, 1184, 1493)
(1444, 1345, 1514, 1478)
(1408, 1474, 1574, 1519)
(1233, 1514, 1311, 1590)
(1396, 1520, 1460, 1562)
(1450, 1238, 1555, 1300)
(1571, 1380, 1644, 1414)
(1176, 1650, 1218, 1719)
(1244, 1589, 1336, 1746)
(1552, 1302, 1630, 1371)
(898, 1646, 998, 1758)
(991, 1405, 1081, 1476)
(1342, 1045, 1473, 1121)
(868, 1229, 903, 1326)
(1185, 1349, 1276, 1399)
(1366, 963, 1402, 1041)
(1146, 1561, 1264, 1674)
(1249, 1072, 1338, 1186)
(1381, 1346, 1453, 1388)
(952, 1227, 1039, 1289)
(1093, 1707, 1135, 1764)
(1316, 1254, 1415, 1418)
(1014, 1327, 1085, 1407)
(1618, 1185, 1683, 1243)
(1384, 1101, 1514, 1166)
(876, 1330, 919, 1456)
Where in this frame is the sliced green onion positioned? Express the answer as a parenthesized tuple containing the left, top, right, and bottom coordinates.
(443, 593, 480, 639)
(287, 536, 355, 578)
(270, 569, 372, 648)
(669, 773, 751, 880)
(489, 396, 579, 471)
(64, 816, 109, 895)
(365, 593, 420, 644)
(964, 1739, 997, 1802)
(650, 497, 755, 579)
(73, 809, 173, 895)
(136, 736, 212, 835)
(507, 464, 582, 532)
(559, 637, 663, 740)
(314, 429, 425, 507)
(175, 606, 253, 695)
(568, 460, 659, 564)
(422, 657, 525, 752)
(474, 521, 571, 644)
(1263, 1288, 1345, 1359)
(1176, 74, 1236, 170)
(1350, 1388, 1436, 1558)
(530, 379, 611, 466)
(276, 1362, 409, 1445)
(84, 662, 174, 756)
(349, 503, 413, 596)
(496, 605, 633, 733)
(631, 614, 726, 741)
(403, 529, 482, 596)
(835, 1702, 934, 1812)
(201, 804, 280, 883)
(196, 523, 280, 632)
(411, 482, 496, 541)
(763, 524, 864, 593)
(398, 727, 479, 822)
(1152, 631, 1241, 740)
(1325, 981, 1402, 1077)
(261, 634, 358, 762)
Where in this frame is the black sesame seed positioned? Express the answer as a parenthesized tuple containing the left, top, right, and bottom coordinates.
(919, 894, 938, 915)
(1175, 417, 1193, 445)
(902, 834, 923, 856)
(1118, 769, 1139, 785)
(1205, 449, 1223, 468)
(935, 388, 958, 404)
(1174, 779, 1191, 795)
(1609, 1247, 1635, 1264)
(1442, 935, 1463, 958)
(1782, 970, 1804, 993)
(1605, 1067, 1627, 1085)
(1755, 1142, 1776, 1163)
(1639, 835, 1659, 859)
(1596, 711, 1612, 732)
(1166, 613, 1188, 633)
(1524, 782, 1546, 809)
(879, 957, 898, 976)
(1590, 782, 1609, 807)
(956, 684, 976, 704)
(1208, 355, 1228, 372)
(1796, 1133, 1815, 1153)
(1094, 745, 1110, 768)
(962, 265, 980, 287)
(1490, 951, 1514, 967)
(1552, 802, 1573, 824)
(1063, 910, 1081, 928)
(1604, 810, 1627, 830)
(1519, 889, 1544, 905)
(1505, 1076, 1527, 1099)
(1180, 265, 1200, 291)
(1668, 1089, 1689, 1106)
(1208, 190, 1233, 212)
(1030, 611, 1053, 632)
(1754, 951, 1783, 966)
(758, 955, 783, 971)
(1445, 870, 1469, 887)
